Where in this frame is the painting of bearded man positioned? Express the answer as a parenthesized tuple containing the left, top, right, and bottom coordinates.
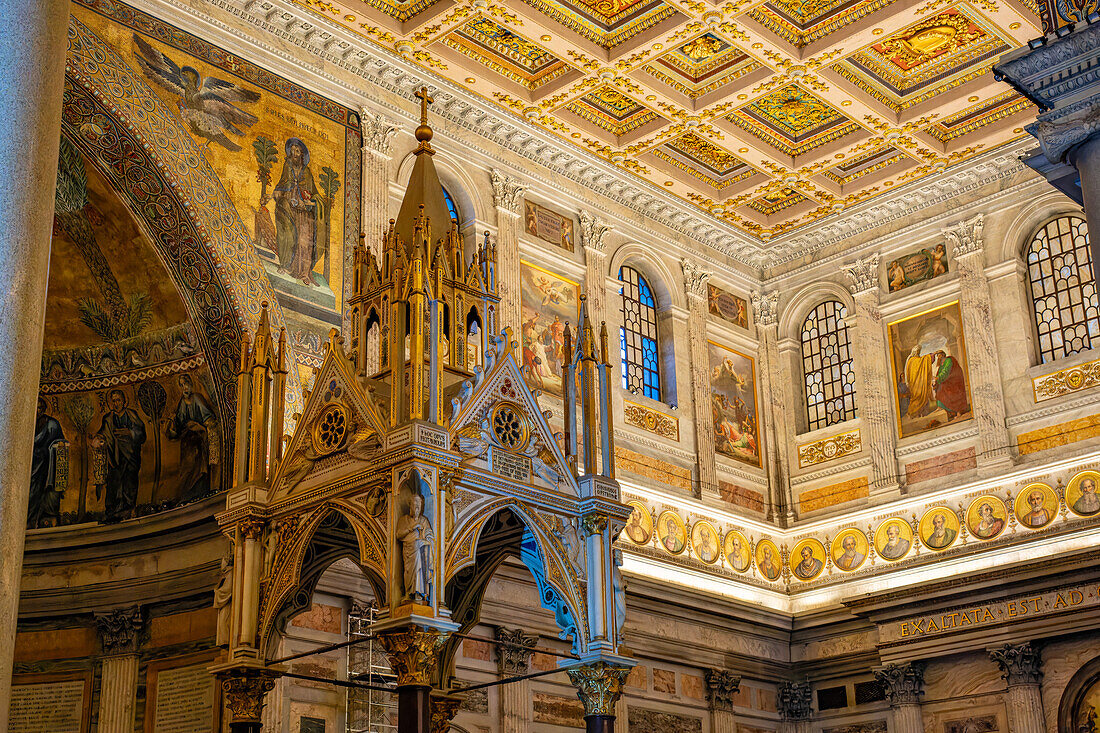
(273, 137, 322, 286)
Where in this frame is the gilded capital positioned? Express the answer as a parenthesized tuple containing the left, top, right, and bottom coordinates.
(681, 257, 713, 300)
(705, 669, 742, 712)
(430, 692, 465, 733)
(377, 627, 448, 687)
(875, 661, 926, 706)
(220, 668, 280, 724)
(989, 642, 1042, 686)
(491, 169, 526, 214)
(568, 662, 632, 716)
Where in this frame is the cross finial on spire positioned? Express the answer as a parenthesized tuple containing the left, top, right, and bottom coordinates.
(414, 86, 434, 149)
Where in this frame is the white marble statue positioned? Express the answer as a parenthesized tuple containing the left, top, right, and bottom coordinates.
(396, 493, 434, 603)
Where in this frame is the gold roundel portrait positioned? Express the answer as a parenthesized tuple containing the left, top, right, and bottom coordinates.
(831, 529, 868, 571)
(724, 530, 751, 572)
(1014, 483, 1058, 530)
(691, 521, 720, 564)
(655, 510, 687, 555)
(755, 539, 783, 581)
(918, 507, 960, 551)
(1067, 470, 1100, 517)
(623, 501, 653, 545)
(874, 518, 913, 562)
(966, 495, 1007, 540)
(790, 538, 826, 581)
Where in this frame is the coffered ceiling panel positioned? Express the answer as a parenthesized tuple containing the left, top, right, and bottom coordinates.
(297, 0, 1041, 240)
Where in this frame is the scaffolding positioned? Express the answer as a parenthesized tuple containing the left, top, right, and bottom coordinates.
(346, 602, 396, 733)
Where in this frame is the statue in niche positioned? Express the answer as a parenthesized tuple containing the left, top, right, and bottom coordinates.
(552, 516, 582, 570)
(165, 374, 218, 501)
(28, 397, 66, 529)
(612, 548, 626, 640)
(396, 492, 434, 603)
(214, 554, 233, 647)
(92, 389, 147, 521)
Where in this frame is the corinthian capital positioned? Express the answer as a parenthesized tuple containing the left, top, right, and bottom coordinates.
(776, 680, 812, 721)
(705, 669, 742, 712)
(681, 258, 713, 300)
(568, 662, 631, 716)
(495, 626, 538, 676)
(579, 210, 612, 255)
(490, 169, 526, 213)
(842, 253, 881, 295)
(95, 605, 144, 655)
(360, 110, 397, 156)
(944, 214, 984, 258)
(875, 661, 926, 706)
(989, 642, 1042, 686)
(751, 291, 779, 327)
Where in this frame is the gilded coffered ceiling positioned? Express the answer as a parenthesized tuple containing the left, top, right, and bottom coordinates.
(300, 0, 1039, 239)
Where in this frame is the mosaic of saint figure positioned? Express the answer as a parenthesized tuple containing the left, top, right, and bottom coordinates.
(28, 397, 66, 529)
(273, 138, 322, 286)
(165, 374, 217, 501)
(93, 389, 147, 521)
(1075, 477, 1100, 516)
(792, 545, 823, 580)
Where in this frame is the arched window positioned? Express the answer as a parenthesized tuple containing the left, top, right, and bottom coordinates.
(800, 300, 856, 431)
(442, 186, 460, 225)
(619, 265, 661, 400)
(1026, 215, 1099, 363)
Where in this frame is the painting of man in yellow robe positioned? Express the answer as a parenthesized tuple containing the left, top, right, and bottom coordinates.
(889, 302, 973, 438)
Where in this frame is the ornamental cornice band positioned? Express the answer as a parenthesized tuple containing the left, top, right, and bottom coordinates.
(1032, 357, 1100, 402)
(797, 428, 862, 468)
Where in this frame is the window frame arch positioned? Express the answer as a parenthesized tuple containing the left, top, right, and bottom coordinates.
(1024, 214, 1099, 364)
(619, 264, 663, 401)
(799, 299, 858, 432)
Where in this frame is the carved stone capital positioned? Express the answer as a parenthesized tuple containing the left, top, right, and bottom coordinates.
(376, 627, 448, 687)
(95, 606, 144, 655)
(430, 692, 465, 733)
(751, 291, 779, 327)
(875, 661, 926, 706)
(495, 626, 538, 676)
(241, 518, 265, 542)
(491, 169, 526, 214)
(989, 642, 1042, 686)
(360, 110, 397, 156)
(681, 258, 713, 300)
(777, 680, 812, 721)
(220, 668, 280, 724)
(581, 513, 608, 536)
(568, 662, 631, 716)
(579, 211, 612, 255)
(842, 253, 881, 295)
(944, 214, 984, 259)
(705, 669, 742, 712)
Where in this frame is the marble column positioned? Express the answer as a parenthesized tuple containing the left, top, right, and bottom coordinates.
(753, 291, 791, 523)
(496, 626, 537, 733)
(777, 681, 812, 733)
(705, 669, 742, 733)
(580, 211, 612, 328)
(876, 661, 926, 733)
(568, 661, 631, 733)
(0, 0, 69, 723)
(682, 259, 715, 499)
(842, 255, 900, 496)
(989, 642, 1044, 733)
(491, 170, 526, 337)
(95, 607, 144, 733)
(945, 216, 1012, 467)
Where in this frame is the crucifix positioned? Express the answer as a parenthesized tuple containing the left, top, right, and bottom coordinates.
(414, 86, 434, 149)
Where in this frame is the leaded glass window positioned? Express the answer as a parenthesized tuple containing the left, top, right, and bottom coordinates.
(1026, 215, 1099, 363)
(442, 186, 460, 224)
(801, 300, 857, 431)
(619, 266, 661, 400)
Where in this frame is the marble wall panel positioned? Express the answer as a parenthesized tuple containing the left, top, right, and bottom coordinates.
(615, 446, 694, 492)
(533, 693, 585, 728)
(719, 480, 766, 513)
(628, 708, 703, 733)
(904, 447, 977, 486)
(798, 477, 869, 513)
(1017, 414, 1100, 455)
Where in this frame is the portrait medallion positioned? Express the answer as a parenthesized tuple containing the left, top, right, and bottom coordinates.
(623, 500, 653, 545)
(1013, 482, 1058, 530)
(755, 538, 783, 581)
(691, 520, 720, 565)
(874, 518, 914, 562)
(831, 528, 868, 571)
(918, 507, 960, 551)
(724, 530, 751, 572)
(1067, 470, 1100, 518)
(790, 538, 826, 581)
(655, 510, 687, 555)
(966, 495, 1008, 540)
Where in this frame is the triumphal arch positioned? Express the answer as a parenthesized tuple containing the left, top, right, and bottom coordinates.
(211, 91, 633, 733)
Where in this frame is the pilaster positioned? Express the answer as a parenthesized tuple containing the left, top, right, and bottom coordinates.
(491, 169, 526, 336)
(945, 216, 1012, 467)
(777, 681, 812, 733)
(842, 254, 900, 496)
(359, 111, 396, 256)
(876, 661, 926, 733)
(989, 643, 1044, 733)
(580, 211, 612, 328)
(496, 626, 537, 733)
(753, 291, 793, 524)
(95, 606, 143, 733)
(682, 259, 715, 499)
(705, 669, 742, 733)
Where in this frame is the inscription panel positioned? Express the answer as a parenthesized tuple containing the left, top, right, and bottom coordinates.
(8, 679, 86, 733)
(152, 663, 215, 732)
(491, 448, 532, 482)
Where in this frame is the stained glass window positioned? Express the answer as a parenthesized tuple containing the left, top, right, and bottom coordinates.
(619, 266, 661, 400)
(801, 300, 856, 431)
(442, 186, 460, 224)
(1026, 215, 1099, 363)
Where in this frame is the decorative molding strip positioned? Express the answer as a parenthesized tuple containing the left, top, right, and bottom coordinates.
(798, 428, 862, 468)
(623, 401, 679, 442)
(614, 428, 695, 464)
(790, 456, 873, 486)
(1033, 357, 1100, 403)
(39, 355, 207, 395)
(895, 426, 980, 457)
